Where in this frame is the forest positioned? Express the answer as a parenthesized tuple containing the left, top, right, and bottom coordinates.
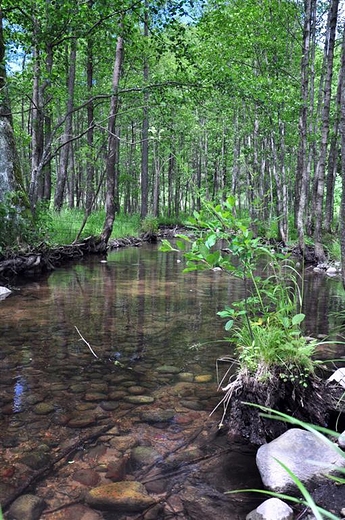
(0, 0, 345, 264)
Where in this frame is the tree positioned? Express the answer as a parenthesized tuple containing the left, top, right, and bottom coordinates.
(0, 5, 24, 202)
(100, 33, 124, 247)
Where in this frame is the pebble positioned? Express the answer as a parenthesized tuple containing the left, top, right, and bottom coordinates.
(123, 395, 155, 404)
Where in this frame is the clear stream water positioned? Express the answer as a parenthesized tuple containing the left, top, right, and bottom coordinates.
(1, 243, 345, 518)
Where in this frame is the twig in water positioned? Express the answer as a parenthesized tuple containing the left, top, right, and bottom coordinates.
(74, 326, 99, 359)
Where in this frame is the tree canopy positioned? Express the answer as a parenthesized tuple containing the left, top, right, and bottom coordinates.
(1, 0, 345, 255)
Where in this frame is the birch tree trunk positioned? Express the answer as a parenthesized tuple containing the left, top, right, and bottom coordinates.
(140, 4, 149, 219)
(28, 29, 44, 210)
(295, 0, 315, 255)
(54, 39, 77, 210)
(313, 0, 339, 262)
(100, 34, 124, 245)
(339, 28, 345, 289)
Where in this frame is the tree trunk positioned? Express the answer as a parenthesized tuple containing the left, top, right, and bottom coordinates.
(295, 0, 315, 255)
(28, 32, 44, 210)
(54, 39, 77, 211)
(0, 7, 26, 207)
(85, 0, 95, 213)
(140, 4, 149, 219)
(313, 0, 339, 262)
(324, 47, 343, 233)
(339, 28, 345, 289)
(100, 34, 124, 246)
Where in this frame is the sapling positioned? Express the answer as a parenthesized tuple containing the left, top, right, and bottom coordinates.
(161, 197, 329, 443)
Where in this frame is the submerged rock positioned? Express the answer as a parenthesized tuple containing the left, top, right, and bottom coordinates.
(156, 365, 180, 374)
(8, 494, 46, 520)
(256, 428, 345, 493)
(131, 445, 161, 467)
(85, 481, 156, 511)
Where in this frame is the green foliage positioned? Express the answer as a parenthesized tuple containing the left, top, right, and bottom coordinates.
(29, 208, 141, 246)
(141, 214, 159, 234)
(0, 193, 39, 251)
(161, 197, 316, 379)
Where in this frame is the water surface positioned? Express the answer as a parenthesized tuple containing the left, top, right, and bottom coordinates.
(1, 244, 345, 517)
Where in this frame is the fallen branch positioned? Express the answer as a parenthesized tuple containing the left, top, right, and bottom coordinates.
(75, 326, 99, 359)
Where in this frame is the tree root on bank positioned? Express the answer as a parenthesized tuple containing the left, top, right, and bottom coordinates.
(213, 365, 334, 445)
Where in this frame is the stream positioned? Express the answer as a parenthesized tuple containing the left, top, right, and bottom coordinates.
(1, 243, 345, 519)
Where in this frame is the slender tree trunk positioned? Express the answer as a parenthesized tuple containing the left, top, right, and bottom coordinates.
(295, 0, 315, 255)
(100, 34, 124, 245)
(313, 0, 339, 262)
(86, 0, 95, 212)
(339, 28, 345, 289)
(29, 26, 44, 210)
(54, 39, 77, 210)
(141, 4, 149, 219)
(325, 46, 343, 232)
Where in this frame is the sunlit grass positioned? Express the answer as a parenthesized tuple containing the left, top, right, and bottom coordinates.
(42, 209, 141, 245)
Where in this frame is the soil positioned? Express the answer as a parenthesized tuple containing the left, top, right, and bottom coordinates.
(220, 367, 334, 446)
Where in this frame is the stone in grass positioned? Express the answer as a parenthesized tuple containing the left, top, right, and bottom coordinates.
(246, 498, 293, 520)
(8, 494, 46, 520)
(85, 481, 156, 511)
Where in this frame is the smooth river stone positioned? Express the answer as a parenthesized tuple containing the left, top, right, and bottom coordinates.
(128, 386, 146, 395)
(85, 481, 156, 511)
(194, 374, 213, 383)
(178, 372, 194, 382)
(108, 391, 128, 400)
(140, 409, 175, 423)
(33, 402, 55, 415)
(156, 365, 181, 374)
(131, 446, 161, 466)
(84, 392, 108, 401)
(123, 395, 154, 404)
(100, 401, 119, 411)
(67, 414, 96, 428)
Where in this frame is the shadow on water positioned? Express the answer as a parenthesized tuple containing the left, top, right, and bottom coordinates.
(0, 244, 345, 519)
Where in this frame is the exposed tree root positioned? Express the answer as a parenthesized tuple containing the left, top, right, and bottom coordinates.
(213, 365, 333, 445)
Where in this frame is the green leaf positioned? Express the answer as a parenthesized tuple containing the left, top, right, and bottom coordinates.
(292, 313, 305, 326)
(225, 319, 234, 331)
(205, 233, 217, 249)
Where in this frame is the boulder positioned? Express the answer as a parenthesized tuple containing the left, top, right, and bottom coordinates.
(328, 368, 345, 389)
(246, 498, 293, 520)
(256, 428, 345, 493)
(85, 481, 155, 511)
(0, 286, 11, 300)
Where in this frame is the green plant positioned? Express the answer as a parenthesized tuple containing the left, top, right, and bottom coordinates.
(141, 214, 159, 234)
(160, 196, 315, 381)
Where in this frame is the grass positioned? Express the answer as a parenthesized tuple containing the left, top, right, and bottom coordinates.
(39, 209, 141, 245)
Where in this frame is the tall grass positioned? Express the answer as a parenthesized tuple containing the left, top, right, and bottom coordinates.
(39, 209, 141, 245)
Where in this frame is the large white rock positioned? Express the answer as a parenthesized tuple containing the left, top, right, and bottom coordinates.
(328, 368, 345, 389)
(256, 428, 345, 493)
(0, 286, 12, 300)
(246, 498, 293, 520)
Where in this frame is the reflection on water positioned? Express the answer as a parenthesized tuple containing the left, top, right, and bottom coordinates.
(1, 246, 345, 423)
(0, 244, 345, 515)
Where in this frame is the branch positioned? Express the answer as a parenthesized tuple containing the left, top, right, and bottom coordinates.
(74, 326, 99, 359)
